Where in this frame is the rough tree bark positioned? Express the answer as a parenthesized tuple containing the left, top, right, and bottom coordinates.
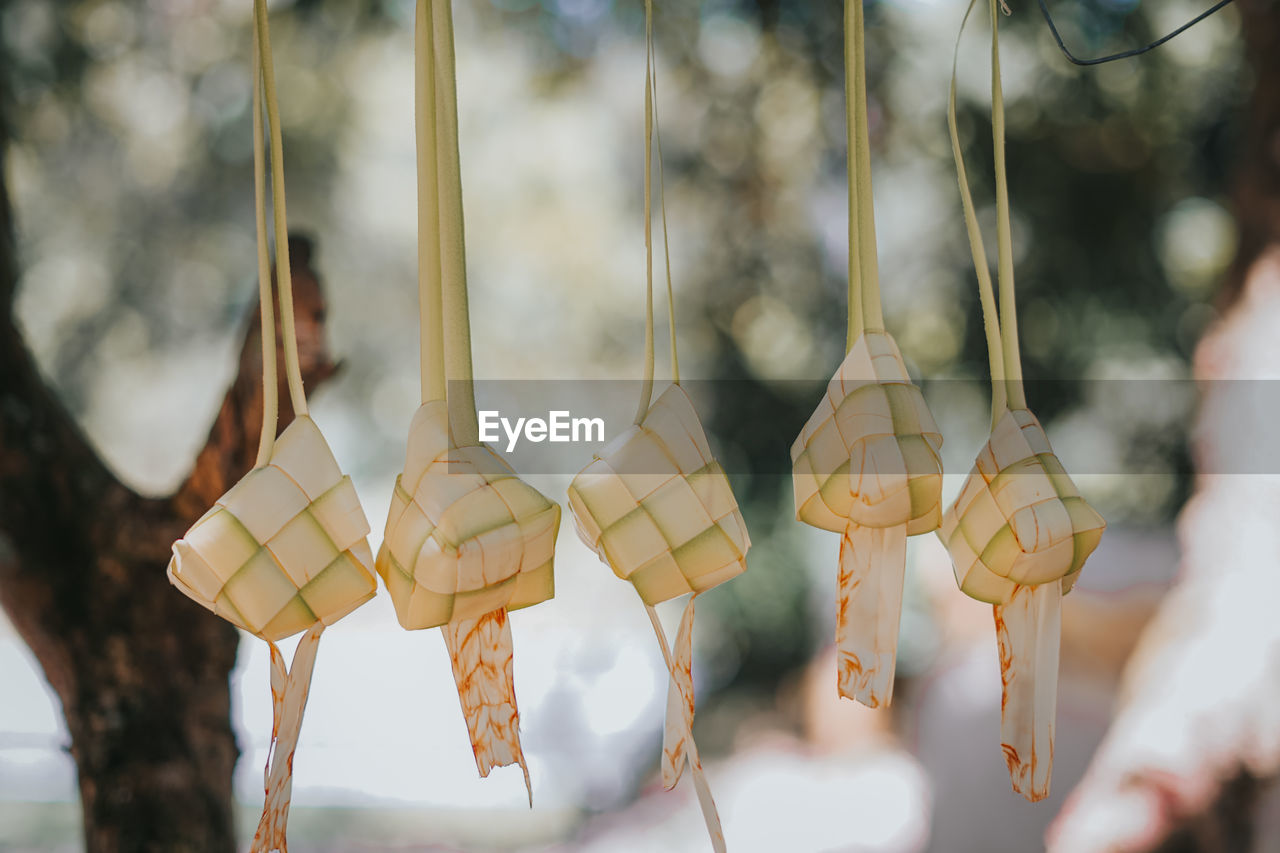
(1047, 0, 1280, 851)
(0, 117, 338, 850)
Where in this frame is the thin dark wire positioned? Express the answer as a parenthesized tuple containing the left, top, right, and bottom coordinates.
(1038, 0, 1237, 65)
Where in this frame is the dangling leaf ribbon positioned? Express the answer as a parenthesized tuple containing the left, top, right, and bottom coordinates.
(646, 599, 725, 852)
(836, 522, 908, 706)
(634, 0, 679, 423)
(947, 0, 1023, 427)
(417, 0, 478, 445)
(846, 0, 883, 345)
(444, 610, 532, 803)
(251, 0, 308, 468)
(252, 623, 324, 853)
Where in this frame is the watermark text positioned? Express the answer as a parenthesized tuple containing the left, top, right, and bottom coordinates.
(478, 410, 606, 452)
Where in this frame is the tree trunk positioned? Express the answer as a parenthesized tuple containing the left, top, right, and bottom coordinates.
(0, 112, 337, 848)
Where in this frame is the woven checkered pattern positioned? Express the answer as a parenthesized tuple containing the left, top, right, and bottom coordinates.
(567, 385, 749, 607)
(376, 401, 560, 629)
(939, 408, 1105, 604)
(792, 331, 943, 535)
(168, 416, 377, 642)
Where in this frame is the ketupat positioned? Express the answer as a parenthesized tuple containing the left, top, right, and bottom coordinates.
(170, 418, 375, 642)
(941, 408, 1100, 602)
(790, 0, 943, 710)
(942, 0, 1105, 802)
(380, 402, 558, 630)
(567, 4, 746, 849)
(378, 400, 558, 796)
(374, 0, 557, 802)
(167, 2, 376, 849)
(569, 385, 748, 608)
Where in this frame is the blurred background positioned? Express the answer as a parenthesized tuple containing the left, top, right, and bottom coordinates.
(0, 0, 1266, 850)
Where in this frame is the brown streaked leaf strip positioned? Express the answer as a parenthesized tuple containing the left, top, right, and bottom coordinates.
(251, 622, 324, 853)
(836, 523, 907, 709)
(661, 596, 696, 789)
(994, 581, 1061, 803)
(645, 598, 727, 853)
(443, 608, 532, 805)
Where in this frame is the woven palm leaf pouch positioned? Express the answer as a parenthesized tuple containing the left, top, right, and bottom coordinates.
(790, 0, 944, 710)
(567, 5, 748, 849)
(375, 0, 559, 802)
(942, 0, 1105, 802)
(167, 3, 377, 849)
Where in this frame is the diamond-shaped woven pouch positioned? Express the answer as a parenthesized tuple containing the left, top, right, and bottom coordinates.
(567, 384, 749, 607)
(169, 415, 377, 641)
(375, 401, 559, 799)
(939, 408, 1105, 604)
(376, 401, 560, 629)
(792, 331, 943, 534)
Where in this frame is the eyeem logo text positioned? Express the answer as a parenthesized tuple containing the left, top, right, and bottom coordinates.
(478, 410, 606, 452)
